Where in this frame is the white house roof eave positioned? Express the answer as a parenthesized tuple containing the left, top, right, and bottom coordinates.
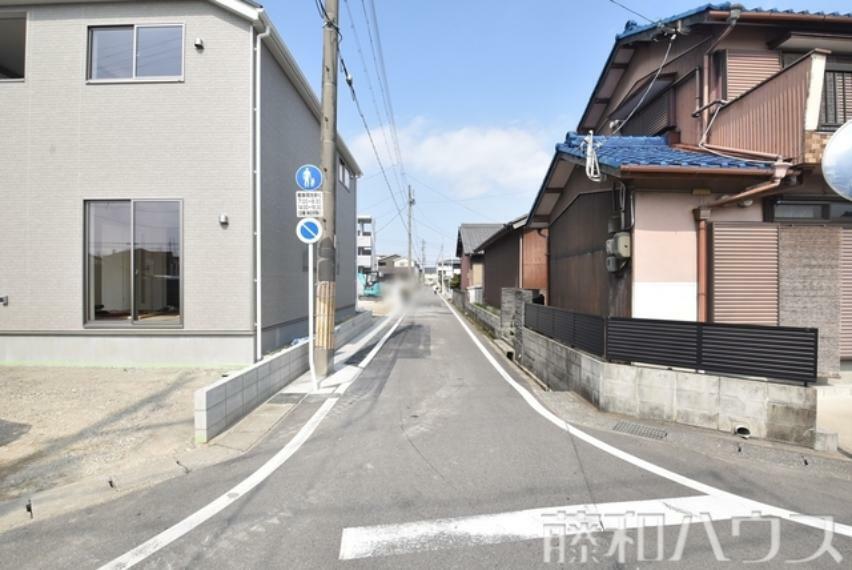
(209, 0, 261, 20)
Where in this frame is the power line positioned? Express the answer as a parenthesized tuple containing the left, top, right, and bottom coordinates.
(607, 0, 656, 24)
(339, 54, 409, 235)
(312, 0, 342, 36)
(408, 175, 501, 222)
(416, 190, 535, 204)
(354, 0, 403, 197)
(342, 0, 402, 199)
(360, 0, 409, 199)
(612, 33, 675, 136)
(376, 209, 403, 234)
(414, 214, 455, 240)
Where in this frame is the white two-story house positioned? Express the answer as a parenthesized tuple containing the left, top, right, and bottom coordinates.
(0, 0, 360, 366)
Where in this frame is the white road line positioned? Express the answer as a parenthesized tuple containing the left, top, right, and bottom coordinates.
(100, 311, 408, 570)
(438, 296, 852, 539)
(339, 494, 751, 560)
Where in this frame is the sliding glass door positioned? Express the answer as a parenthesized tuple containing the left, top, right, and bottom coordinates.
(86, 201, 132, 322)
(85, 200, 182, 326)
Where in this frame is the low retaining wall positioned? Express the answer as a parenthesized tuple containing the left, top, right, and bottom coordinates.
(516, 326, 821, 448)
(194, 311, 373, 443)
(451, 290, 500, 336)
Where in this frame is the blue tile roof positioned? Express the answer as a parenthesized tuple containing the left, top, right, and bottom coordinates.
(617, 3, 852, 40)
(618, 3, 725, 40)
(558, 133, 770, 171)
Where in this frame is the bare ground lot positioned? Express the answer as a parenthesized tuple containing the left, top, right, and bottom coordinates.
(0, 366, 226, 500)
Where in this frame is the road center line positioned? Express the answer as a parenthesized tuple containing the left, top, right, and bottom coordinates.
(438, 296, 852, 539)
(99, 311, 408, 570)
(339, 494, 751, 560)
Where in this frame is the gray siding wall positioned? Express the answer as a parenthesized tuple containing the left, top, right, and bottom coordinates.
(0, 1, 254, 334)
(259, 45, 356, 352)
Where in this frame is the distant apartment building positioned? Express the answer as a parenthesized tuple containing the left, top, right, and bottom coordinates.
(0, 0, 360, 366)
(356, 215, 377, 275)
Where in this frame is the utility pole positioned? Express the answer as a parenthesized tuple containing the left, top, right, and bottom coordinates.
(421, 239, 426, 282)
(407, 185, 414, 280)
(315, 0, 339, 378)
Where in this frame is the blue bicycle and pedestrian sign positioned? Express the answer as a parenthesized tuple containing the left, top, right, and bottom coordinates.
(296, 217, 323, 244)
(295, 164, 323, 191)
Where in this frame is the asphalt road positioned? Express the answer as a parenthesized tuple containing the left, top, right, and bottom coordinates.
(2, 290, 852, 568)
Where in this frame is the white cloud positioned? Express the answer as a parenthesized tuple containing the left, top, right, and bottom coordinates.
(350, 118, 554, 199)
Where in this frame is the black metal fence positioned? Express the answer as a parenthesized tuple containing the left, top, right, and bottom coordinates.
(524, 303, 606, 357)
(524, 304, 818, 384)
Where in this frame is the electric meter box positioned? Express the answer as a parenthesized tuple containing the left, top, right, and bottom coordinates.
(605, 232, 631, 259)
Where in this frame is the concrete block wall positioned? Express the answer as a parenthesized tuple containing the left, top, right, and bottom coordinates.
(516, 326, 820, 448)
(500, 288, 536, 339)
(194, 311, 373, 443)
(452, 290, 500, 336)
(467, 304, 500, 336)
(779, 225, 841, 378)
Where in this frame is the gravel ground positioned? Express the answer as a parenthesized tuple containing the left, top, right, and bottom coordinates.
(0, 366, 227, 500)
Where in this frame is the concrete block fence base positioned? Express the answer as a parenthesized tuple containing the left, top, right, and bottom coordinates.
(515, 325, 825, 450)
(194, 311, 373, 443)
(451, 290, 500, 336)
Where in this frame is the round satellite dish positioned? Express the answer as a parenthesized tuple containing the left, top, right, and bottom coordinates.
(822, 120, 852, 202)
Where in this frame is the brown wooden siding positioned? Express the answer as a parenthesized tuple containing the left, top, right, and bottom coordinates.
(725, 50, 781, 99)
(709, 53, 810, 161)
(483, 231, 520, 308)
(674, 72, 700, 145)
(548, 192, 612, 315)
(599, 33, 711, 133)
(841, 229, 852, 359)
(622, 90, 672, 135)
(460, 254, 471, 290)
(521, 228, 548, 293)
(710, 223, 779, 326)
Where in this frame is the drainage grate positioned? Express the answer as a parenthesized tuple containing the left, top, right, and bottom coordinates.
(304, 394, 334, 404)
(268, 393, 304, 405)
(613, 421, 668, 440)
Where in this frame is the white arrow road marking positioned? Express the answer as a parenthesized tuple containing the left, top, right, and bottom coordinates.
(437, 296, 852, 540)
(339, 494, 753, 560)
(99, 311, 407, 570)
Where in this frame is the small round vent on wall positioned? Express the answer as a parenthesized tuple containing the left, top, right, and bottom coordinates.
(822, 120, 852, 202)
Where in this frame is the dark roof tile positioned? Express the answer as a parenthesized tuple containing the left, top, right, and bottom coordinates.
(457, 224, 503, 255)
(558, 133, 770, 170)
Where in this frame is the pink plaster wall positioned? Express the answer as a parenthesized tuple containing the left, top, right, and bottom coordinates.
(633, 191, 763, 284)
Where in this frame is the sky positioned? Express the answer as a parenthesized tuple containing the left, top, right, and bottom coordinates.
(264, 0, 852, 264)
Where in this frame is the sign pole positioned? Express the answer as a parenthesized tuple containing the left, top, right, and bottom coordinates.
(308, 242, 318, 390)
(295, 218, 323, 390)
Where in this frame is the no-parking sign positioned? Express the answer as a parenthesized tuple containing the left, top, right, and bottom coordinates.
(296, 218, 322, 244)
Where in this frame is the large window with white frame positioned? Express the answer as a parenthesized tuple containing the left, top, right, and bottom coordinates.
(85, 200, 182, 326)
(0, 13, 26, 80)
(87, 24, 184, 81)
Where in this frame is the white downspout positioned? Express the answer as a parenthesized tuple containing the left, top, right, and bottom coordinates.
(254, 23, 271, 362)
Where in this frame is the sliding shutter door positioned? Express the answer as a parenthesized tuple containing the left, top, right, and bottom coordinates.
(841, 229, 852, 360)
(725, 50, 781, 99)
(711, 223, 779, 325)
